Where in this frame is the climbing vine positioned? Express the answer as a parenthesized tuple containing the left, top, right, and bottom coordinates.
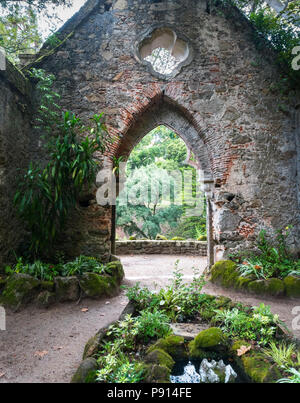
(14, 69, 110, 258)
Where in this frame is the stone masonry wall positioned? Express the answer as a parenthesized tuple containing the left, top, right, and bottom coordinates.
(25, 0, 300, 261)
(116, 240, 207, 256)
(0, 61, 32, 269)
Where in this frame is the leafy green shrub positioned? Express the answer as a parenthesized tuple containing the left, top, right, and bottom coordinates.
(277, 368, 300, 383)
(124, 260, 206, 321)
(214, 303, 280, 346)
(14, 69, 111, 257)
(5, 255, 109, 280)
(135, 310, 171, 342)
(5, 257, 59, 281)
(236, 229, 300, 280)
(96, 351, 144, 383)
(263, 341, 297, 368)
(60, 256, 108, 277)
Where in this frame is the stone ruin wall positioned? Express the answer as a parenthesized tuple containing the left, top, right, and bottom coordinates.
(0, 0, 299, 267)
(116, 240, 207, 256)
(0, 62, 33, 268)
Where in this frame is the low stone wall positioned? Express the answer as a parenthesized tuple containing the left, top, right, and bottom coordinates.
(116, 240, 207, 256)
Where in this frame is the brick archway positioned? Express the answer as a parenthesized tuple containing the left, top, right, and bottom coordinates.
(108, 94, 215, 264)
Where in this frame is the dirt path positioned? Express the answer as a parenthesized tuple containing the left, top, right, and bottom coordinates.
(0, 254, 299, 383)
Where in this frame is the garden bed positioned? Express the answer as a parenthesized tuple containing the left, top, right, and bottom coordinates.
(0, 257, 124, 310)
(210, 260, 300, 298)
(71, 268, 300, 384)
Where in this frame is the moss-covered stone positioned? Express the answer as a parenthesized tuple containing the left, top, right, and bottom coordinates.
(234, 276, 253, 290)
(248, 278, 285, 297)
(197, 235, 207, 241)
(147, 335, 186, 360)
(214, 296, 232, 308)
(171, 237, 185, 241)
(210, 260, 239, 288)
(144, 364, 171, 383)
(155, 234, 168, 240)
(284, 275, 300, 298)
(36, 290, 56, 308)
(193, 327, 226, 349)
(0, 273, 40, 308)
(230, 339, 251, 356)
(79, 273, 118, 298)
(40, 280, 54, 292)
(241, 353, 281, 383)
(71, 357, 98, 383)
(144, 348, 175, 370)
(105, 261, 124, 284)
(54, 276, 80, 302)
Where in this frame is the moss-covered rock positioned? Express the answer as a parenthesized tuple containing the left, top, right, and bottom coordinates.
(36, 290, 56, 308)
(0, 273, 40, 308)
(171, 237, 185, 241)
(284, 275, 300, 298)
(193, 327, 226, 349)
(144, 349, 175, 370)
(155, 234, 168, 240)
(230, 339, 251, 356)
(54, 276, 80, 302)
(248, 278, 285, 297)
(70, 357, 98, 383)
(210, 260, 239, 288)
(241, 353, 281, 383)
(234, 276, 253, 290)
(188, 327, 227, 359)
(40, 281, 55, 292)
(147, 335, 186, 360)
(82, 322, 114, 359)
(105, 261, 124, 284)
(144, 364, 171, 383)
(79, 273, 118, 298)
(197, 235, 207, 241)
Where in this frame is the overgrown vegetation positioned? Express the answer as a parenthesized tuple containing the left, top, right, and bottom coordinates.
(14, 69, 110, 258)
(233, 228, 300, 280)
(5, 255, 110, 281)
(84, 263, 300, 383)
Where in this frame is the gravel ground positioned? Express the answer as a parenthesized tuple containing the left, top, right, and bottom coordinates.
(0, 254, 299, 383)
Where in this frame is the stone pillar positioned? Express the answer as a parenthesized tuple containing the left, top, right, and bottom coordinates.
(203, 179, 215, 268)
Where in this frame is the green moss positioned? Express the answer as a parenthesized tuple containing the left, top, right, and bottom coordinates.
(235, 276, 253, 290)
(147, 335, 186, 359)
(144, 349, 175, 370)
(188, 340, 222, 360)
(241, 353, 280, 383)
(193, 327, 226, 349)
(247, 278, 285, 296)
(79, 273, 118, 298)
(284, 275, 300, 298)
(0, 273, 40, 308)
(210, 260, 239, 288)
(197, 235, 207, 241)
(129, 236, 136, 240)
(230, 339, 251, 355)
(71, 357, 98, 383)
(171, 237, 185, 241)
(40, 281, 54, 292)
(144, 364, 171, 383)
(106, 261, 124, 284)
(156, 234, 168, 240)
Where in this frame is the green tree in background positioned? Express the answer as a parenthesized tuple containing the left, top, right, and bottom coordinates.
(116, 126, 206, 240)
